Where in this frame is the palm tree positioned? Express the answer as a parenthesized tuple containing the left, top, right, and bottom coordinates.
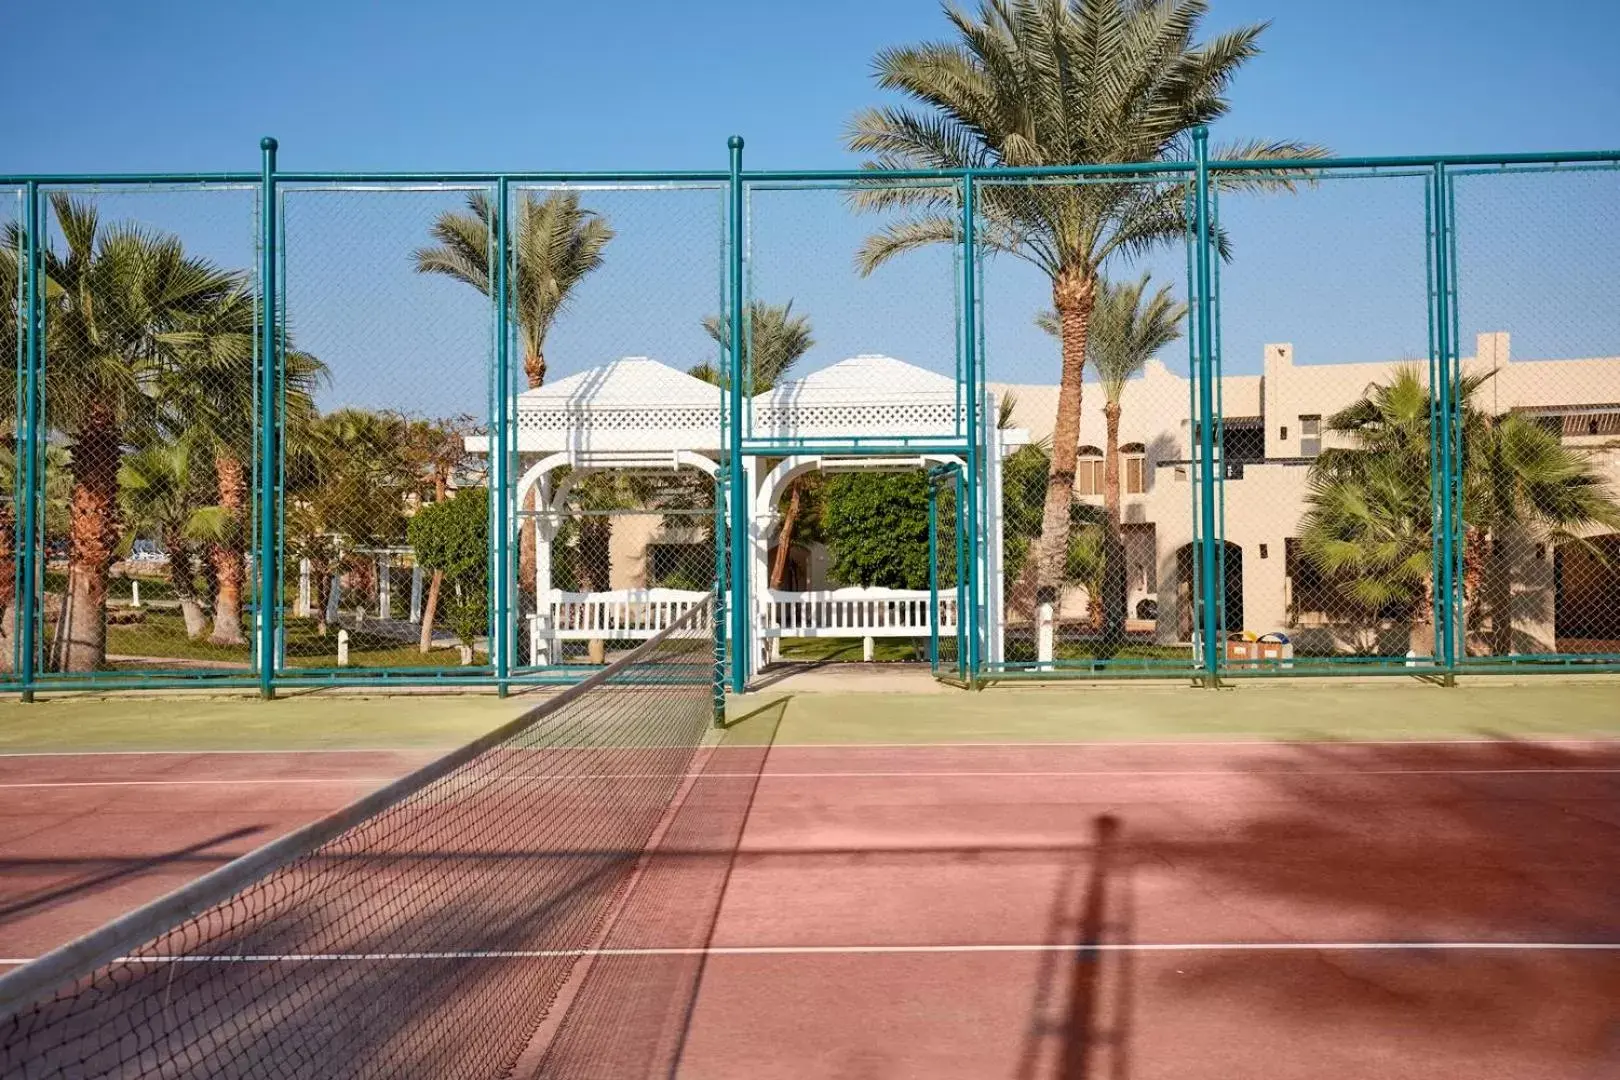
(284, 408, 414, 638)
(697, 300, 816, 588)
(415, 190, 614, 611)
(847, 0, 1322, 603)
(399, 415, 482, 654)
(160, 287, 327, 645)
(118, 440, 214, 639)
(1299, 368, 1620, 655)
(20, 196, 242, 670)
(1040, 273, 1185, 647)
(1463, 400, 1620, 654)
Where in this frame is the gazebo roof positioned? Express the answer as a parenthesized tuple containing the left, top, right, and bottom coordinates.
(491, 354, 989, 455)
(751, 354, 961, 442)
(512, 357, 722, 454)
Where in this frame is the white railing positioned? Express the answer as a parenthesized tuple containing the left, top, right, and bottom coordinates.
(758, 587, 957, 639)
(528, 588, 710, 665)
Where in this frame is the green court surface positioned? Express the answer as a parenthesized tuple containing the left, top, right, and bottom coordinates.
(0, 677, 1615, 754)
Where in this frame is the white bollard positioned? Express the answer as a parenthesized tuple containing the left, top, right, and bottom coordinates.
(863, 635, 875, 663)
(130, 579, 141, 608)
(1037, 602, 1055, 671)
(336, 629, 350, 667)
(458, 644, 474, 666)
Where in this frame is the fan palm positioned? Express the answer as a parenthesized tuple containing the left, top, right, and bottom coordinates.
(118, 439, 215, 639)
(848, 0, 1323, 600)
(1299, 368, 1620, 655)
(697, 300, 816, 588)
(13, 196, 242, 670)
(1040, 273, 1184, 645)
(159, 287, 327, 645)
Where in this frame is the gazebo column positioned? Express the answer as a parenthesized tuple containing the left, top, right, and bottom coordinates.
(985, 411, 1007, 666)
(409, 563, 424, 624)
(743, 457, 767, 680)
(296, 558, 312, 618)
(531, 516, 557, 667)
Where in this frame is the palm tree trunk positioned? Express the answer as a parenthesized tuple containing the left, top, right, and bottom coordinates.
(419, 569, 443, 654)
(62, 411, 121, 671)
(769, 482, 803, 590)
(1099, 400, 1128, 656)
(1482, 531, 1516, 656)
(210, 453, 248, 646)
(1409, 586, 1435, 657)
(166, 539, 209, 639)
(1032, 267, 1096, 604)
(519, 346, 545, 606)
(419, 472, 448, 655)
(579, 514, 611, 665)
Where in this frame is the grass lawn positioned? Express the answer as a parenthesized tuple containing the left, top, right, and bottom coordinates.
(1, 672, 1615, 755)
(94, 611, 478, 671)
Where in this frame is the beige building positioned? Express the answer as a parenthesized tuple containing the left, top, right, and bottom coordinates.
(994, 331, 1620, 655)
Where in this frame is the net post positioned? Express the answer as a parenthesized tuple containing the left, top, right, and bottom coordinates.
(726, 136, 749, 695)
(1191, 126, 1220, 687)
(493, 175, 512, 696)
(256, 138, 281, 701)
(16, 182, 42, 702)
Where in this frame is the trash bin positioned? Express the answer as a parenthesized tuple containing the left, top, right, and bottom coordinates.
(1257, 632, 1294, 665)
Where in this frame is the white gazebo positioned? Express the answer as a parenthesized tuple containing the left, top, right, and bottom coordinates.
(471, 354, 1025, 681)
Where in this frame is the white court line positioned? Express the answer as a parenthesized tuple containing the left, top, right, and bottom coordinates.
(4, 766, 1619, 789)
(3, 735, 1616, 759)
(1, 941, 1616, 966)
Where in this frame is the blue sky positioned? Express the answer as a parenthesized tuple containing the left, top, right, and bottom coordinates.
(4, 0, 1617, 414)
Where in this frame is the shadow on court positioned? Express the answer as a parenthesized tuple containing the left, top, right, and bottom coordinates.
(520, 700, 784, 1079)
(1104, 736, 1620, 1077)
(0, 825, 267, 925)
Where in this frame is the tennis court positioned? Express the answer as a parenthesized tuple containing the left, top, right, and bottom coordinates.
(0, 660, 1616, 1077)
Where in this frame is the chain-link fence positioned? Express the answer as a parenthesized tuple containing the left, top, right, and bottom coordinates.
(977, 174, 1200, 676)
(1207, 168, 1439, 674)
(25, 185, 263, 682)
(279, 185, 495, 676)
(1450, 165, 1620, 668)
(1, 143, 1616, 695)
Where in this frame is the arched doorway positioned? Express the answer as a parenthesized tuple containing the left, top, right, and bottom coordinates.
(1556, 534, 1620, 650)
(1175, 541, 1244, 640)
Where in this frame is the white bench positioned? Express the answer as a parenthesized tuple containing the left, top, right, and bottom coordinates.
(758, 587, 959, 662)
(528, 588, 711, 665)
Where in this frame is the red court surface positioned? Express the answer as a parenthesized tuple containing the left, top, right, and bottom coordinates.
(2, 737, 1616, 1078)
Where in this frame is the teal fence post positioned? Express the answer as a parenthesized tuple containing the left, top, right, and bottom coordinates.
(954, 465, 967, 680)
(492, 176, 511, 696)
(1443, 167, 1463, 677)
(726, 136, 749, 694)
(960, 174, 980, 681)
(256, 139, 280, 700)
(927, 474, 940, 673)
(1428, 161, 1460, 676)
(1191, 127, 1220, 684)
(16, 182, 42, 701)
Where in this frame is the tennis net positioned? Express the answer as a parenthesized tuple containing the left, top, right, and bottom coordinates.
(0, 599, 717, 1079)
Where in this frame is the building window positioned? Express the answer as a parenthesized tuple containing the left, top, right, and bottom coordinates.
(1076, 446, 1104, 496)
(1122, 443, 1146, 494)
(1299, 415, 1322, 457)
